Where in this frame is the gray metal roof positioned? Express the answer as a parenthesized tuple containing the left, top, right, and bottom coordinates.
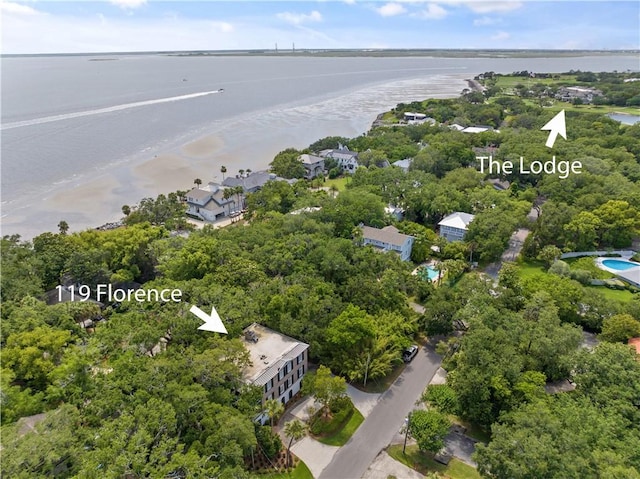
(253, 343, 309, 386)
(361, 225, 413, 247)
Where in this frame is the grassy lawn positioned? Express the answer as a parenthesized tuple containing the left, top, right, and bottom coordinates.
(494, 74, 576, 89)
(324, 176, 349, 192)
(351, 361, 407, 394)
(257, 460, 313, 479)
(514, 260, 636, 303)
(316, 408, 364, 446)
(388, 444, 481, 479)
(585, 286, 636, 303)
(514, 259, 547, 280)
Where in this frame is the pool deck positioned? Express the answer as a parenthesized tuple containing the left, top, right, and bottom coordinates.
(596, 257, 640, 287)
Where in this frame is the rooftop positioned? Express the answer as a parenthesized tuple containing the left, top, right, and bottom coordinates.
(629, 337, 640, 356)
(186, 187, 216, 203)
(393, 158, 412, 169)
(361, 225, 413, 247)
(438, 212, 475, 230)
(319, 149, 359, 161)
(241, 323, 309, 386)
(222, 170, 287, 191)
(299, 154, 324, 166)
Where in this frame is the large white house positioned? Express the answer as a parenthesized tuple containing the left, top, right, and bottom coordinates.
(242, 323, 309, 425)
(185, 183, 238, 222)
(360, 225, 414, 261)
(319, 147, 359, 174)
(438, 212, 475, 242)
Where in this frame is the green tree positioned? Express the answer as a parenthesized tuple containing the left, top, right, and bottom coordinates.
(57, 220, 69, 235)
(264, 398, 285, 428)
(283, 419, 306, 468)
(537, 244, 562, 268)
(221, 165, 227, 179)
(302, 365, 347, 418)
(194, 178, 202, 188)
(421, 384, 459, 415)
(3, 326, 71, 391)
(270, 148, 305, 179)
(600, 314, 640, 343)
(409, 409, 451, 453)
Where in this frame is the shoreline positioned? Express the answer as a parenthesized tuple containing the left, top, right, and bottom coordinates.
(2, 74, 468, 240)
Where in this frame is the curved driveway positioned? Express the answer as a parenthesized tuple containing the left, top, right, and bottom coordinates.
(319, 344, 442, 479)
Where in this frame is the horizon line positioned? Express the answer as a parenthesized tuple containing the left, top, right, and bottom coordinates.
(3, 47, 640, 58)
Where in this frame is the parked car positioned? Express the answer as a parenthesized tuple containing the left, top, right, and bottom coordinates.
(402, 345, 419, 362)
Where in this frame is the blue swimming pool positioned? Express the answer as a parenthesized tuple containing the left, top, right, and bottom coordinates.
(602, 259, 638, 271)
(419, 267, 439, 282)
(426, 267, 439, 281)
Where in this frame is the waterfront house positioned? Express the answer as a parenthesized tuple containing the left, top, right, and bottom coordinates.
(319, 146, 359, 174)
(222, 170, 292, 194)
(298, 154, 325, 179)
(438, 212, 475, 242)
(556, 86, 603, 104)
(360, 225, 414, 261)
(242, 323, 309, 424)
(185, 183, 237, 222)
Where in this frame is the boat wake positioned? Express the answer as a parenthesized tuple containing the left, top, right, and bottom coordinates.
(1, 89, 223, 131)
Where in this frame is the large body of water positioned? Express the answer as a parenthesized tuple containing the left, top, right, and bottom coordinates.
(2, 54, 638, 238)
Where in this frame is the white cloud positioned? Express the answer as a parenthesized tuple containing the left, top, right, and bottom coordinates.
(1, 1, 42, 15)
(473, 16, 500, 26)
(276, 10, 323, 26)
(376, 3, 407, 17)
(491, 30, 510, 40)
(109, 0, 147, 9)
(344, 0, 357, 4)
(469, 1, 522, 13)
(441, 0, 522, 14)
(414, 3, 448, 19)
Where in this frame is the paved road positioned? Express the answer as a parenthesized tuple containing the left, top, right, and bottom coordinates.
(484, 227, 530, 279)
(319, 344, 442, 479)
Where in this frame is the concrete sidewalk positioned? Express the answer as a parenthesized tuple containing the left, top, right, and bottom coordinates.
(347, 384, 381, 418)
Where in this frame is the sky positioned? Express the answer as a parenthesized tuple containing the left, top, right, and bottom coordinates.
(1, 1, 639, 54)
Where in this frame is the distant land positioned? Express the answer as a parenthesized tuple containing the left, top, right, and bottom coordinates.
(3, 49, 639, 59)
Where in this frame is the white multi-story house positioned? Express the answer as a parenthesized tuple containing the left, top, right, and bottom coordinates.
(185, 183, 237, 222)
(360, 225, 414, 261)
(438, 212, 475, 242)
(242, 323, 309, 425)
(319, 147, 359, 174)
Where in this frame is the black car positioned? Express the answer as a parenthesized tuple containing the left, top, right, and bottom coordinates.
(402, 345, 419, 363)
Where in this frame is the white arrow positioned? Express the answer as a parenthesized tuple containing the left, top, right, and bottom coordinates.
(541, 110, 567, 148)
(190, 305, 228, 334)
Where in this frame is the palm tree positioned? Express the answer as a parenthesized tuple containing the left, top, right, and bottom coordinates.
(245, 168, 252, 175)
(193, 178, 202, 188)
(329, 184, 339, 198)
(283, 419, 306, 469)
(239, 169, 245, 177)
(264, 398, 284, 428)
(222, 188, 234, 215)
(220, 165, 227, 180)
(121, 204, 131, 216)
(58, 220, 69, 235)
(233, 185, 245, 210)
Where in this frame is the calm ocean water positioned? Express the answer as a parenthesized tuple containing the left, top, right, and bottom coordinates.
(1, 54, 638, 236)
